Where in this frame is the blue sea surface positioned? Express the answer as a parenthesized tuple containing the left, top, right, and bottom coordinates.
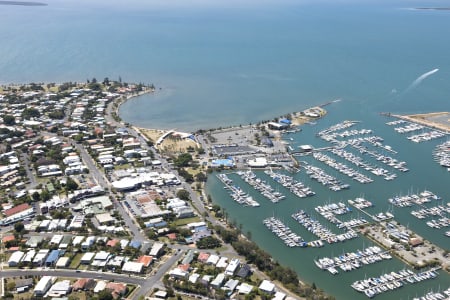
(0, 0, 449, 130)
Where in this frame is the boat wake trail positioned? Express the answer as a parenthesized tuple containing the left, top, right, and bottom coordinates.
(405, 68, 439, 92)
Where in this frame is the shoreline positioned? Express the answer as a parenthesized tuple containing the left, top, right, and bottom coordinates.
(115, 87, 330, 134)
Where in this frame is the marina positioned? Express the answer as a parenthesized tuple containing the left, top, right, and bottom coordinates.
(216, 173, 260, 207)
(206, 113, 450, 300)
(291, 210, 358, 244)
(238, 170, 286, 203)
(312, 152, 374, 184)
(407, 130, 447, 143)
(302, 162, 350, 191)
(351, 268, 441, 298)
(411, 205, 450, 219)
(347, 138, 407, 171)
(393, 122, 425, 134)
(433, 140, 450, 169)
(388, 190, 442, 207)
(386, 119, 449, 143)
(263, 216, 306, 247)
(330, 148, 398, 180)
(314, 246, 393, 274)
(264, 169, 316, 198)
(314, 202, 369, 229)
(413, 288, 450, 300)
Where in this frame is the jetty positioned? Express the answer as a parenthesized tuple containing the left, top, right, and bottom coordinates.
(263, 217, 306, 247)
(314, 246, 392, 274)
(237, 170, 286, 203)
(351, 267, 441, 298)
(264, 169, 315, 198)
(216, 173, 260, 207)
(291, 210, 358, 244)
(348, 198, 394, 223)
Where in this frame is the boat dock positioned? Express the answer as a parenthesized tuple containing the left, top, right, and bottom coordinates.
(348, 198, 394, 223)
(264, 169, 315, 198)
(302, 162, 350, 191)
(292, 210, 358, 244)
(351, 267, 441, 298)
(237, 170, 286, 203)
(314, 246, 393, 274)
(263, 217, 306, 247)
(216, 173, 260, 207)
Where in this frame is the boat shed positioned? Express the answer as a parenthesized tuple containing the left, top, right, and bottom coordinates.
(267, 122, 289, 130)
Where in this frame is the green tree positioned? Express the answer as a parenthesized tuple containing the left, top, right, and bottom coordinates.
(195, 172, 207, 182)
(97, 289, 113, 300)
(2, 115, 15, 125)
(174, 153, 192, 168)
(14, 222, 25, 235)
(196, 236, 222, 249)
(41, 190, 51, 201)
(65, 177, 79, 191)
(22, 107, 40, 119)
(176, 189, 190, 201)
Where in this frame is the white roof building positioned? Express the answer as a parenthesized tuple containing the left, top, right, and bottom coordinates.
(247, 157, 268, 168)
(22, 249, 36, 263)
(211, 273, 226, 288)
(273, 291, 287, 300)
(259, 280, 275, 294)
(72, 235, 85, 246)
(81, 236, 95, 249)
(200, 275, 213, 285)
(92, 251, 111, 267)
(47, 280, 72, 297)
(216, 257, 228, 269)
(225, 258, 240, 276)
(121, 261, 144, 273)
(169, 267, 188, 279)
(237, 283, 254, 295)
(189, 273, 200, 284)
(34, 276, 55, 297)
(33, 249, 49, 266)
(8, 251, 24, 267)
(55, 257, 70, 268)
(93, 280, 107, 293)
(222, 279, 239, 292)
(206, 254, 219, 265)
(149, 242, 164, 257)
(80, 252, 95, 264)
(50, 234, 64, 245)
(120, 239, 129, 249)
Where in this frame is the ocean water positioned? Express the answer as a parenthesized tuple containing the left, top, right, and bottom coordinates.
(1, 0, 449, 130)
(1, 1, 449, 299)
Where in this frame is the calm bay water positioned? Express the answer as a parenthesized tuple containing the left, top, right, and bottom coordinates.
(1, 0, 449, 299)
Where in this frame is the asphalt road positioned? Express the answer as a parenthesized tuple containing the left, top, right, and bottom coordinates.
(133, 249, 185, 299)
(73, 142, 146, 242)
(0, 269, 146, 286)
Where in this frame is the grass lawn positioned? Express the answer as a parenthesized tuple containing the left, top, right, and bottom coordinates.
(68, 253, 82, 269)
(114, 163, 131, 170)
(173, 216, 201, 226)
